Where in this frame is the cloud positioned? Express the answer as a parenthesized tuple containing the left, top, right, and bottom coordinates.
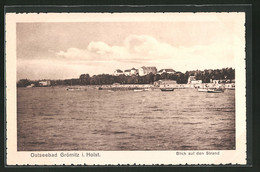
(88, 41, 112, 55)
(124, 35, 179, 60)
(56, 48, 90, 60)
(55, 34, 238, 71)
(56, 35, 178, 62)
(18, 34, 242, 80)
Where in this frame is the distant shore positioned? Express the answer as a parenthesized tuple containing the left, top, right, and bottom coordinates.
(23, 83, 235, 91)
(95, 83, 235, 90)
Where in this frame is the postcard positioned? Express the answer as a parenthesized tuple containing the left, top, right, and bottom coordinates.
(5, 12, 247, 165)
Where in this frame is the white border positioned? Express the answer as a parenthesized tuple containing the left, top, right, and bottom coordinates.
(5, 12, 246, 165)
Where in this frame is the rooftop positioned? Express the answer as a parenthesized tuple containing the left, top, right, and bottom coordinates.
(115, 69, 123, 73)
(158, 69, 175, 73)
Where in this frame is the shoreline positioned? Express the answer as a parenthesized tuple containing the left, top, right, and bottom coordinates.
(20, 83, 235, 90)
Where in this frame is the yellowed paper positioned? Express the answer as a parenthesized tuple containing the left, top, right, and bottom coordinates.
(5, 12, 246, 165)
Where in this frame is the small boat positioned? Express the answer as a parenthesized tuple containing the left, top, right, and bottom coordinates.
(108, 90, 115, 93)
(26, 84, 35, 88)
(134, 89, 144, 92)
(66, 88, 86, 91)
(144, 88, 152, 91)
(207, 88, 224, 93)
(198, 88, 208, 92)
(160, 88, 174, 91)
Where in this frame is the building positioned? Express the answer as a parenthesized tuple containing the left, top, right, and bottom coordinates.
(191, 80, 202, 84)
(124, 69, 131, 76)
(188, 75, 202, 85)
(187, 76, 196, 84)
(124, 68, 138, 76)
(130, 68, 138, 75)
(154, 80, 177, 88)
(138, 66, 157, 76)
(114, 69, 124, 76)
(158, 69, 176, 75)
(39, 80, 51, 87)
(212, 79, 232, 84)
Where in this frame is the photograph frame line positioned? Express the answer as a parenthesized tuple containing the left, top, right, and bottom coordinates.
(4, 4, 252, 167)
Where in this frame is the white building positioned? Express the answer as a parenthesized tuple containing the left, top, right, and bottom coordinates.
(191, 80, 202, 84)
(124, 69, 131, 76)
(39, 80, 51, 86)
(158, 69, 175, 75)
(122, 68, 138, 76)
(130, 68, 138, 75)
(154, 80, 177, 88)
(138, 66, 157, 76)
(114, 69, 124, 76)
(187, 76, 196, 84)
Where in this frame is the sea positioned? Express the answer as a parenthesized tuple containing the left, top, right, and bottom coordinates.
(17, 86, 235, 151)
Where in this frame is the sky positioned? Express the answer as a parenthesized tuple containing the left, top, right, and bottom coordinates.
(16, 13, 245, 80)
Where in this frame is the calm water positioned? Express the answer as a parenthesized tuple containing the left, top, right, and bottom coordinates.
(17, 87, 235, 151)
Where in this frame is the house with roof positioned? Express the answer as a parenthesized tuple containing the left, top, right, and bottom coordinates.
(114, 69, 124, 76)
(138, 66, 157, 76)
(191, 80, 202, 84)
(158, 69, 176, 75)
(154, 79, 177, 88)
(212, 79, 232, 84)
(124, 69, 131, 76)
(130, 68, 138, 75)
(187, 76, 196, 84)
(39, 80, 51, 87)
(187, 76, 202, 88)
(123, 68, 138, 76)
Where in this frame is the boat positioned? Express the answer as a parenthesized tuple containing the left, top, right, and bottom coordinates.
(108, 90, 115, 93)
(134, 89, 144, 92)
(66, 88, 86, 91)
(26, 84, 35, 88)
(160, 88, 174, 91)
(207, 88, 224, 93)
(197, 88, 208, 92)
(144, 88, 153, 91)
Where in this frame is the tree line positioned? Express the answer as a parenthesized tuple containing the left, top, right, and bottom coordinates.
(17, 68, 235, 87)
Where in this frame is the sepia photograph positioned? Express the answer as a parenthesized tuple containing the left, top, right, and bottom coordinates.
(5, 12, 247, 165)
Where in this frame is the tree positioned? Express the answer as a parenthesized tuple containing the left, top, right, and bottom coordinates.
(79, 74, 90, 85)
(176, 73, 187, 84)
(17, 79, 31, 87)
(154, 74, 161, 82)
